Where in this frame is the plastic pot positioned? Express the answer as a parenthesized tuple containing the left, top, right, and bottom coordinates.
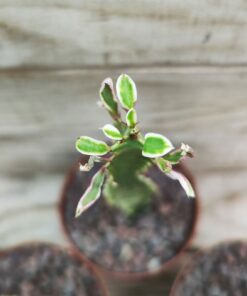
(59, 156, 200, 282)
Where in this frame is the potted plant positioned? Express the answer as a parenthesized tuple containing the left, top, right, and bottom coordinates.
(59, 74, 199, 280)
(170, 241, 247, 296)
(0, 242, 108, 296)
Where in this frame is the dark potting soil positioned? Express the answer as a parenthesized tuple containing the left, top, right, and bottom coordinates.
(172, 241, 247, 296)
(0, 243, 104, 296)
(63, 162, 196, 273)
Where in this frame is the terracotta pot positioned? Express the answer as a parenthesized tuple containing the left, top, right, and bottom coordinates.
(0, 242, 109, 296)
(170, 240, 247, 296)
(59, 157, 200, 282)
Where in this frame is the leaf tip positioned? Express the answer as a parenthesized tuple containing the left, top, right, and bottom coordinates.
(75, 205, 83, 218)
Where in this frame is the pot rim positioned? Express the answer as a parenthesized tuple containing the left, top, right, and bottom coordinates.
(169, 239, 247, 296)
(58, 158, 200, 282)
(0, 241, 109, 296)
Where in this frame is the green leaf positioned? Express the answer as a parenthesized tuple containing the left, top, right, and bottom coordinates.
(102, 124, 123, 140)
(99, 78, 119, 116)
(75, 169, 105, 217)
(142, 133, 174, 158)
(126, 108, 137, 128)
(156, 158, 172, 173)
(164, 151, 184, 164)
(116, 74, 137, 110)
(164, 143, 194, 164)
(167, 170, 195, 198)
(76, 136, 110, 156)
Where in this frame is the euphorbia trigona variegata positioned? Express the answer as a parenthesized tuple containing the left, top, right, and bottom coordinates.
(75, 74, 195, 217)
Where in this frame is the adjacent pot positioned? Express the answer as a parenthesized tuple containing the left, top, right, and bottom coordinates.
(59, 156, 199, 281)
(0, 242, 108, 296)
(170, 241, 247, 296)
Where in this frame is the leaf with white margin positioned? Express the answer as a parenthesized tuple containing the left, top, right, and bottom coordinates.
(116, 74, 137, 110)
(142, 133, 174, 158)
(167, 170, 195, 198)
(126, 108, 137, 128)
(76, 136, 110, 156)
(165, 143, 194, 164)
(75, 169, 106, 217)
(99, 78, 119, 115)
(156, 158, 172, 173)
(102, 124, 123, 140)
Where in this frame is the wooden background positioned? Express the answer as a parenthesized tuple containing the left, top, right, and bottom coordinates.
(0, 1, 247, 295)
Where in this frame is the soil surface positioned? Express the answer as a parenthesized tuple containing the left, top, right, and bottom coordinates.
(172, 241, 247, 296)
(0, 243, 104, 296)
(62, 162, 196, 273)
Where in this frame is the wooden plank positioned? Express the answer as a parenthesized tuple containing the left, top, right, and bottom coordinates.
(1, 68, 247, 177)
(0, 174, 66, 248)
(0, 68, 247, 296)
(1, 0, 247, 69)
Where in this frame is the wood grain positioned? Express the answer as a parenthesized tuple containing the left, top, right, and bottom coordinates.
(1, 0, 247, 70)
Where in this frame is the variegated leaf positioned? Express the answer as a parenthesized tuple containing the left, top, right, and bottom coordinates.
(164, 143, 194, 164)
(102, 124, 123, 140)
(126, 108, 137, 128)
(164, 150, 184, 164)
(75, 169, 106, 217)
(156, 158, 172, 173)
(99, 78, 119, 116)
(167, 170, 195, 198)
(142, 133, 174, 158)
(76, 136, 110, 156)
(116, 74, 137, 110)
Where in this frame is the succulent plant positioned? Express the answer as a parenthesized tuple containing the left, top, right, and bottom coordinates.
(75, 74, 195, 217)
